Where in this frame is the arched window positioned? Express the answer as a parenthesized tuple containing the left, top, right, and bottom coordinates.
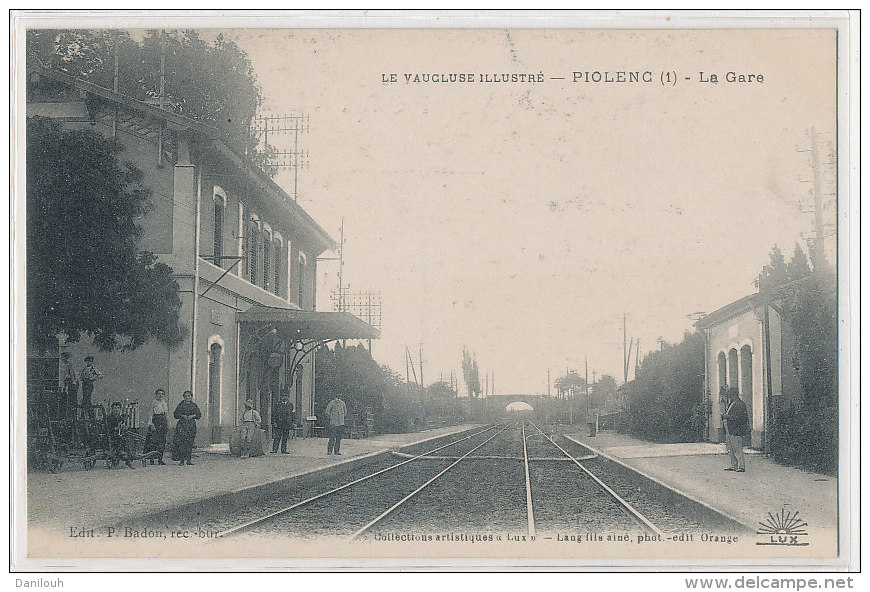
(297, 251, 307, 307)
(213, 191, 225, 267)
(728, 348, 739, 392)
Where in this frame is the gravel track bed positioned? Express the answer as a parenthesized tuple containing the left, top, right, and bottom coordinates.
(529, 460, 639, 533)
(362, 449, 528, 538)
(120, 455, 404, 535)
(523, 429, 640, 533)
(525, 424, 722, 534)
(573, 458, 712, 534)
(467, 424, 525, 458)
(135, 422, 724, 540)
(250, 459, 454, 538)
(398, 426, 498, 456)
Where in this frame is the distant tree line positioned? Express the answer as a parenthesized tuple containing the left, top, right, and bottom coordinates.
(314, 344, 465, 435)
(619, 331, 705, 443)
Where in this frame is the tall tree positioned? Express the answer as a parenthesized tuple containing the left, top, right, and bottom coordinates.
(592, 374, 618, 410)
(757, 244, 790, 291)
(27, 117, 184, 353)
(554, 370, 585, 400)
(27, 29, 263, 158)
(461, 346, 481, 398)
(787, 243, 813, 282)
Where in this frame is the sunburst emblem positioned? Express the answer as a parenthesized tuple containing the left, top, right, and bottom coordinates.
(756, 509, 809, 546)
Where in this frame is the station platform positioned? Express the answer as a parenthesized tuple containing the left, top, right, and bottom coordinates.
(563, 429, 839, 552)
(26, 424, 477, 530)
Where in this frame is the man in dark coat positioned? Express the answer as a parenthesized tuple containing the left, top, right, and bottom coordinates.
(271, 392, 295, 454)
(723, 387, 749, 472)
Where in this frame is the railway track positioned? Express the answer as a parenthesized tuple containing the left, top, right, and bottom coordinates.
(212, 420, 676, 541)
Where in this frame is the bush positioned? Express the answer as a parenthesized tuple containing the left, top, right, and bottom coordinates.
(621, 331, 704, 443)
(769, 398, 837, 475)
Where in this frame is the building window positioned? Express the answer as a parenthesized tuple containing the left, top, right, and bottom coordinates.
(273, 238, 282, 296)
(248, 219, 260, 286)
(297, 251, 307, 307)
(213, 193, 225, 266)
(262, 229, 272, 292)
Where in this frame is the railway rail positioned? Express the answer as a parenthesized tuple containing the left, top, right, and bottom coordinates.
(213, 420, 681, 541)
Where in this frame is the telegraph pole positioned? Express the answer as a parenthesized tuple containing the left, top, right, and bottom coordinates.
(338, 219, 345, 312)
(419, 344, 425, 402)
(809, 127, 827, 262)
(584, 357, 589, 428)
(405, 347, 411, 400)
(252, 113, 310, 201)
(623, 313, 628, 384)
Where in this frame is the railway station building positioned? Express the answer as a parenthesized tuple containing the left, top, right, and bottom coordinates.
(26, 64, 378, 444)
(694, 287, 804, 449)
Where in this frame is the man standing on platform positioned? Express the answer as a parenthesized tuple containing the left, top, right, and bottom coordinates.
(60, 352, 78, 418)
(272, 391, 294, 454)
(723, 387, 749, 473)
(80, 356, 104, 416)
(325, 395, 347, 456)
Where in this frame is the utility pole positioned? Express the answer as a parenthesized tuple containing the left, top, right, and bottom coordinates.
(419, 344, 425, 402)
(584, 357, 589, 429)
(809, 126, 827, 263)
(623, 313, 628, 384)
(337, 219, 345, 312)
(252, 114, 310, 201)
(157, 33, 166, 166)
(547, 368, 550, 397)
(367, 289, 372, 352)
(405, 347, 410, 400)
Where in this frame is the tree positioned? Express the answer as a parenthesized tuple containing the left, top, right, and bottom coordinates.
(623, 332, 705, 443)
(554, 370, 585, 401)
(592, 374, 618, 411)
(27, 29, 262, 158)
(787, 243, 812, 283)
(461, 346, 481, 398)
(756, 244, 790, 291)
(755, 244, 836, 473)
(27, 117, 184, 353)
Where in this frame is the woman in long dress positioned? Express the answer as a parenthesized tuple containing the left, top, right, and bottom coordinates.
(173, 390, 201, 465)
(151, 388, 169, 465)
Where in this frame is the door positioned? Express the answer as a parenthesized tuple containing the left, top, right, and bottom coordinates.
(208, 343, 222, 443)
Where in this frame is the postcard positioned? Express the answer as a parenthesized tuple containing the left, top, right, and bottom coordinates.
(10, 11, 858, 572)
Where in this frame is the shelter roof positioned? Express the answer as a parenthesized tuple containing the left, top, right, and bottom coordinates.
(238, 305, 380, 341)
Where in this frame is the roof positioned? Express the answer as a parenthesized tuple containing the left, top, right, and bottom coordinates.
(238, 305, 380, 341)
(693, 294, 757, 329)
(694, 274, 833, 330)
(30, 64, 336, 253)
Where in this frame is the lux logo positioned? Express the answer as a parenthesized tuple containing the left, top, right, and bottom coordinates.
(756, 509, 810, 546)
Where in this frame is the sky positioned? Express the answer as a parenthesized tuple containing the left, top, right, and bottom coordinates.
(221, 28, 836, 395)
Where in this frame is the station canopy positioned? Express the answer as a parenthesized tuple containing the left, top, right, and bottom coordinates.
(238, 305, 380, 342)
